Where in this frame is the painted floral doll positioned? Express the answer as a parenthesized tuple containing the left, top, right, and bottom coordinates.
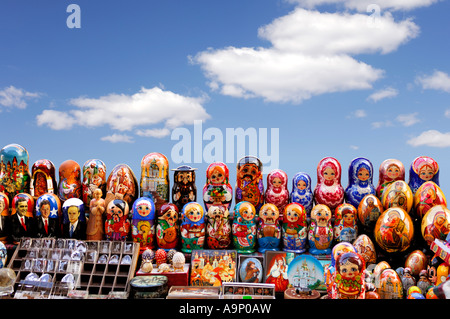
(408, 156, 439, 194)
(232, 201, 258, 253)
(290, 172, 313, 216)
(264, 169, 289, 216)
(314, 157, 344, 211)
(282, 203, 307, 253)
(345, 157, 376, 208)
(203, 162, 232, 211)
(376, 159, 405, 198)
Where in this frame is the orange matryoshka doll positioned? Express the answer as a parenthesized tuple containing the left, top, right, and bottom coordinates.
(376, 159, 405, 198)
(414, 181, 447, 220)
(235, 156, 264, 212)
(58, 159, 82, 203)
(203, 162, 233, 211)
(408, 156, 439, 195)
(314, 157, 344, 211)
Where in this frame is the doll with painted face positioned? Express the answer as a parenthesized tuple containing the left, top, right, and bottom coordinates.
(106, 164, 138, 208)
(205, 205, 232, 249)
(314, 157, 345, 211)
(172, 165, 197, 212)
(232, 201, 258, 254)
(408, 156, 440, 195)
(62, 198, 86, 240)
(86, 188, 106, 241)
(203, 162, 232, 211)
(35, 193, 61, 238)
(131, 197, 156, 252)
(156, 203, 179, 250)
(376, 159, 405, 198)
(58, 160, 82, 203)
(11, 193, 35, 244)
(235, 156, 264, 212)
(264, 169, 289, 216)
(334, 251, 366, 299)
(290, 172, 313, 216)
(82, 159, 107, 210)
(0, 192, 10, 244)
(345, 157, 376, 208)
(105, 198, 130, 241)
(282, 202, 307, 253)
(180, 202, 205, 253)
(30, 159, 57, 201)
(257, 203, 281, 253)
(308, 204, 333, 255)
(334, 203, 358, 243)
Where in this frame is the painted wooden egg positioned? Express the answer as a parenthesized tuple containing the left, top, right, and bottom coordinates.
(58, 159, 82, 202)
(421, 205, 450, 246)
(405, 250, 428, 277)
(381, 180, 413, 214)
(106, 164, 138, 207)
(352, 234, 377, 265)
(377, 268, 404, 299)
(374, 207, 414, 253)
(414, 181, 447, 220)
(357, 194, 383, 231)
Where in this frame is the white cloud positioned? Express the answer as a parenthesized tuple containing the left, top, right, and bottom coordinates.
(288, 0, 441, 12)
(0, 86, 41, 109)
(348, 109, 367, 118)
(367, 87, 399, 102)
(350, 145, 359, 150)
(407, 130, 450, 148)
(371, 120, 393, 129)
(416, 70, 450, 92)
(36, 110, 77, 130)
(396, 112, 420, 126)
(136, 128, 171, 138)
(100, 134, 134, 144)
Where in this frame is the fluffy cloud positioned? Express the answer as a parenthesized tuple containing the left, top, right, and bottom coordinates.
(367, 87, 399, 102)
(407, 130, 450, 148)
(287, 0, 440, 12)
(0, 86, 41, 109)
(416, 70, 450, 92)
(100, 134, 134, 144)
(396, 112, 420, 127)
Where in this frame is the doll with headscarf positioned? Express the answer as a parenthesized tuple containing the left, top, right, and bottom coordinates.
(376, 159, 405, 199)
(231, 201, 258, 253)
(290, 172, 313, 216)
(282, 203, 307, 253)
(265, 169, 289, 216)
(345, 157, 376, 208)
(131, 197, 156, 252)
(314, 157, 345, 211)
(203, 162, 232, 211)
(180, 202, 205, 253)
(408, 156, 440, 195)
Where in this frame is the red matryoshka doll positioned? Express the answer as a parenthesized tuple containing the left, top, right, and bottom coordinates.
(374, 207, 414, 253)
(308, 204, 333, 255)
(0, 192, 10, 243)
(334, 251, 366, 299)
(156, 203, 179, 250)
(314, 157, 344, 211)
(106, 164, 138, 208)
(0, 143, 31, 203)
(86, 188, 106, 241)
(334, 203, 358, 243)
(408, 156, 440, 195)
(376, 159, 405, 198)
(265, 169, 289, 215)
(62, 198, 86, 240)
(30, 159, 57, 201)
(290, 172, 313, 216)
(381, 180, 413, 214)
(345, 157, 376, 208)
(58, 160, 82, 203)
(172, 165, 197, 213)
(232, 201, 258, 254)
(105, 198, 130, 241)
(257, 203, 281, 253)
(282, 203, 307, 253)
(235, 156, 264, 212)
(421, 205, 450, 246)
(140, 153, 170, 212)
(11, 193, 35, 243)
(203, 162, 233, 211)
(131, 197, 156, 253)
(414, 181, 447, 220)
(324, 242, 357, 298)
(82, 159, 107, 210)
(35, 193, 61, 238)
(180, 202, 205, 253)
(205, 205, 232, 249)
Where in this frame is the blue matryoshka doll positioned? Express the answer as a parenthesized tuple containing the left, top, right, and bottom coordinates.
(345, 157, 376, 208)
(180, 202, 205, 253)
(62, 198, 86, 240)
(35, 193, 61, 238)
(232, 201, 258, 254)
(290, 172, 313, 216)
(131, 197, 156, 253)
(408, 156, 439, 195)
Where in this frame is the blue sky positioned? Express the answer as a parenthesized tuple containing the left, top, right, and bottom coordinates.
(1, 0, 450, 199)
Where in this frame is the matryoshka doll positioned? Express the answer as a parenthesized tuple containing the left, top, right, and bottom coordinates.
(324, 242, 357, 298)
(172, 165, 197, 213)
(140, 153, 170, 213)
(235, 156, 264, 212)
(282, 202, 307, 253)
(11, 193, 35, 243)
(381, 180, 413, 214)
(105, 198, 130, 241)
(257, 203, 281, 253)
(408, 156, 439, 195)
(30, 159, 57, 201)
(334, 203, 358, 243)
(205, 205, 232, 249)
(131, 197, 156, 253)
(86, 188, 106, 241)
(232, 201, 258, 254)
(290, 172, 313, 216)
(180, 202, 205, 253)
(376, 159, 405, 198)
(0, 143, 31, 203)
(106, 164, 138, 208)
(414, 181, 447, 220)
(58, 160, 82, 203)
(421, 205, 450, 246)
(334, 251, 366, 299)
(0, 192, 10, 243)
(314, 157, 344, 211)
(264, 169, 289, 215)
(374, 207, 414, 253)
(35, 193, 61, 238)
(62, 198, 86, 240)
(357, 194, 383, 235)
(203, 162, 233, 211)
(156, 203, 179, 250)
(82, 159, 107, 211)
(308, 204, 333, 255)
(345, 157, 376, 208)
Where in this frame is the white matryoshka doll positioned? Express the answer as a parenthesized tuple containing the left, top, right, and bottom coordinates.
(232, 201, 258, 254)
(376, 159, 405, 199)
(131, 197, 156, 253)
(264, 169, 289, 216)
(282, 202, 307, 253)
(408, 156, 439, 195)
(203, 162, 233, 211)
(314, 157, 345, 211)
(334, 203, 358, 243)
(180, 202, 205, 253)
(308, 204, 333, 255)
(345, 157, 376, 208)
(257, 203, 281, 253)
(30, 159, 57, 201)
(82, 159, 107, 212)
(290, 172, 313, 216)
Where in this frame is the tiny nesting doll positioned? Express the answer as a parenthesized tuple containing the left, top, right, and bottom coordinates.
(257, 203, 281, 253)
(421, 205, 450, 246)
(172, 165, 197, 213)
(414, 181, 447, 220)
(35, 193, 61, 238)
(131, 197, 156, 253)
(308, 204, 333, 255)
(180, 202, 205, 253)
(104, 198, 130, 241)
(282, 202, 307, 253)
(232, 201, 258, 254)
(345, 157, 376, 208)
(11, 193, 35, 243)
(82, 159, 107, 211)
(30, 159, 57, 201)
(106, 164, 138, 208)
(203, 162, 233, 211)
(314, 157, 345, 211)
(290, 172, 313, 216)
(62, 198, 86, 240)
(0, 192, 10, 244)
(381, 180, 413, 214)
(408, 156, 439, 195)
(140, 153, 170, 213)
(206, 205, 232, 249)
(264, 169, 289, 215)
(235, 156, 264, 212)
(0, 143, 31, 203)
(156, 203, 179, 250)
(376, 159, 405, 199)
(58, 160, 82, 203)
(334, 203, 358, 243)
(86, 188, 106, 241)
(334, 251, 366, 299)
